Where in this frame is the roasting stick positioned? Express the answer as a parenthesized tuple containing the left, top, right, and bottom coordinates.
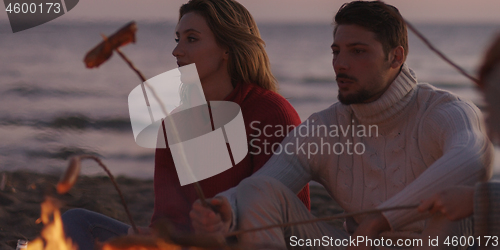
(226, 204, 419, 237)
(93, 204, 419, 249)
(376, 0, 479, 84)
(111, 39, 210, 208)
(85, 22, 210, 208)
(57, 155, 139, 233)
(57, 21, 213, 234)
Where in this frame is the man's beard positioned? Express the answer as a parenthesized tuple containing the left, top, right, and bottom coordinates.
(336, 73, 374, 105)
(338, 89, 374, 105)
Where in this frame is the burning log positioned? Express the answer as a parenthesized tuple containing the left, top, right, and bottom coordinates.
(100, 235, 163, 250)
(100, 234, 228, 250)
(99, 218, 227, 249)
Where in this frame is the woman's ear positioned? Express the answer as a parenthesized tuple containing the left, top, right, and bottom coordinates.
(390, 46, 405, 69)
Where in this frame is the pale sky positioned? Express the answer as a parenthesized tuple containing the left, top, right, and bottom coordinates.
(1, 0, 500, 24)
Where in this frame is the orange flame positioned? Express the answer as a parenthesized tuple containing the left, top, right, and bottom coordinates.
(27, 198, 197, 250)
(27, 197, 77, 250)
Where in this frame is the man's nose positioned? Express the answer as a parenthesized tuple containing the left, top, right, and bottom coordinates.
(333, 52, 349, 72)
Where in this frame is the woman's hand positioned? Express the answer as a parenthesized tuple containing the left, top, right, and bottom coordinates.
(190, 196, 232, 235)
(418, 186, 475, 221)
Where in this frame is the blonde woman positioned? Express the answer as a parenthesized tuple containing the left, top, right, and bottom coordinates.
(153, 0, 310, 231)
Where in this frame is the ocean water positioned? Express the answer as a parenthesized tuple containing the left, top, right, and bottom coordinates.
(0, 21, 499, 179)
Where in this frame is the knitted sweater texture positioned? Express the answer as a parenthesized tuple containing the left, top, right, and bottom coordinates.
(221, 64, 493, 235)
(151, 82, 310, 230)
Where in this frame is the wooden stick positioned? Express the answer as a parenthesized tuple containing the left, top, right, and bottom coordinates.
(78, 155, 139, 234)
(405, 21, 479, 84)
(113, 46, 210, 208)
(376, 0, 480, 84)
(226, 204, 419, 237)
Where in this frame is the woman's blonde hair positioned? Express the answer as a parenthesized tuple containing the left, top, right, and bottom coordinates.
(179, 0, 277, 92)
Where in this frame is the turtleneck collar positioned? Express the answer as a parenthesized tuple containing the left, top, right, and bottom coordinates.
(349, 64, 418, 124)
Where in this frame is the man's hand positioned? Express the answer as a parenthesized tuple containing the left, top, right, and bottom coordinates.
(346, 213, 390, 250)
(418, 186, 474, 221)
(190, 196, 232, 234)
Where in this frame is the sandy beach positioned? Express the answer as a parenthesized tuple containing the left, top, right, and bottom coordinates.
(0, 171, 343, 249)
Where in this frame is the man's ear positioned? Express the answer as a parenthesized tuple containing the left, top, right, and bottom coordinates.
(390, 46, 405, 69)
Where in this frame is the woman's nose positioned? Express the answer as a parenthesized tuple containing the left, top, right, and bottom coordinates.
(172, 43, 183, 58)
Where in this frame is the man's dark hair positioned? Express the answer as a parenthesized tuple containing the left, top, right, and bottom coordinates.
(334, 1, 408, 59)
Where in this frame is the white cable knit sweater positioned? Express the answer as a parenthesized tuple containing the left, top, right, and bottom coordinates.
(220, 64, 494, 235)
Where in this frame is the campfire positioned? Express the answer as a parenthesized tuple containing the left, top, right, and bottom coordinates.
(27, 197, 76, 250)
(20, 153, 227, 250)
(26, 197, 203, 250)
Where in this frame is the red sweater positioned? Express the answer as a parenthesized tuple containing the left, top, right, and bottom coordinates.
(151, 83, 310, 230)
